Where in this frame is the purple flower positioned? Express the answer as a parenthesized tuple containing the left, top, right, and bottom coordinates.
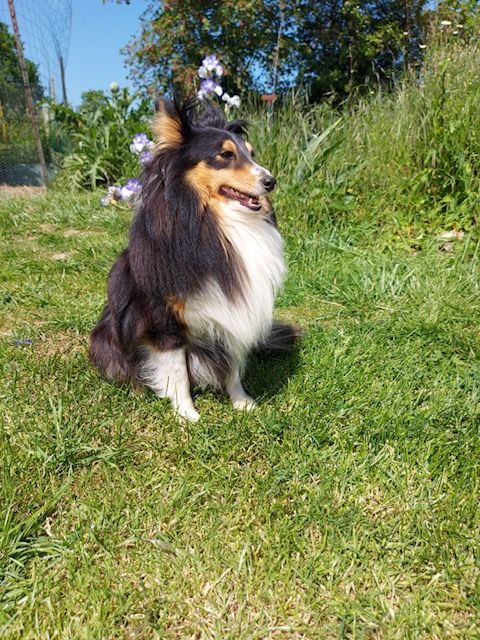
(139, 149, 153, 165)
(200, 78, 217, 94)
(200, 55, 224, 78)
(120, 178, 141, 201)
(133, 133, 149, 146)
(202, 54, 220, 70)
(125, 178, 141, 193)
(130, 133, 153, 155)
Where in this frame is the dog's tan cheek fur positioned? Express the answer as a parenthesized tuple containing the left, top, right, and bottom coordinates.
(185, 163, 260, 206)
(185, 163, 222, 205)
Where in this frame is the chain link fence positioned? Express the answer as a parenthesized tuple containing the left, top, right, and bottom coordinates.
(0, 0, 71, 186)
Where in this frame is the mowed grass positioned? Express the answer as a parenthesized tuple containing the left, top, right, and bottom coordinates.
(1, 189, 480, 639)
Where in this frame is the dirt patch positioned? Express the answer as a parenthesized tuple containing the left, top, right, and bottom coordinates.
(0, 185, 46, 198)
(36, 224, 97, 239)
(28, 331, 87, 359)
(38, 223, 57, 233)
(62, 229, 84, 238)
(2, 330, 87, 359)
(47, 331, 87, 358)
(50, 251, 74, 261)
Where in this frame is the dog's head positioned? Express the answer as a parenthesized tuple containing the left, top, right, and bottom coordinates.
(152, 98, 276, 213)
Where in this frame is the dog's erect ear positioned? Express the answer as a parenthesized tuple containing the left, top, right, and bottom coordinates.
(227, 119, 248, 136)
(195, 102, 228, 129)
(153, 97, 194, 149)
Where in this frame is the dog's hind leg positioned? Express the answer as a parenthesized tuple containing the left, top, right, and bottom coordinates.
(141, 345, 199, 422)
(90, 307, 134, 381)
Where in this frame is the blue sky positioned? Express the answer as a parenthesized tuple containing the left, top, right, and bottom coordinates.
(67, 0, 146, 106)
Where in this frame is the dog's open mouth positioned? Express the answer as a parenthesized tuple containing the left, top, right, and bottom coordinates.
(220, 186, 261, 211)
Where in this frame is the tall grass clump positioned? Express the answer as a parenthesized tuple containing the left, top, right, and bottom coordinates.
(247, 31, 480, 234)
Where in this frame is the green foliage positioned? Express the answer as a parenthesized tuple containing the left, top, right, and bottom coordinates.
(49, 87, 152, 189)
(433, 0, 480, 32)
(241, 31, 480, 232)
(112, 0, 431, 100)
(120, 0, 289, 96)
(0, 21, 43, 121)
(53, 28, 480, 230)
(108, 1, 480, 101)
(296, 0, 428, 100)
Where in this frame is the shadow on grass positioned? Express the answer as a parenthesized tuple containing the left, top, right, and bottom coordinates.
(244, 347, 301, 400)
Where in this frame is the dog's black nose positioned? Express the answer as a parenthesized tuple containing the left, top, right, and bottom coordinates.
(261, 174, 276, 192)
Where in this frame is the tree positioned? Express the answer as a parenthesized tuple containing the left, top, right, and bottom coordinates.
(106, 1, 432, 101)
(109, 0, 299, 97)
(295, 0, 428, 101)
(0, 21, 43, 118)
(427, 0, 480, 35)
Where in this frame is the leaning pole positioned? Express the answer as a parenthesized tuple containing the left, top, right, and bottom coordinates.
(7, 0, 49, 186)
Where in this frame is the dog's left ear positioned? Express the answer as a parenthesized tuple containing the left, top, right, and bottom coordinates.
(153, 97, 193, 149)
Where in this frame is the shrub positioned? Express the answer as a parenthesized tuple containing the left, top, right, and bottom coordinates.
(49, 86, 152, 190)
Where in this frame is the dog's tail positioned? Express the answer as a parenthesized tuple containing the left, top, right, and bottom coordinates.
(89, 307, 135, 382)
(260, 321, 303, 352)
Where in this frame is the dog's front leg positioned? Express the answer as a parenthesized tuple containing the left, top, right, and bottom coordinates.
(142, 346, 200, 422)
(226, 368, 256, 411)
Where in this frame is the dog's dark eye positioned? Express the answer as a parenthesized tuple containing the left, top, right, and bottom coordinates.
(220, 150, 235, 161)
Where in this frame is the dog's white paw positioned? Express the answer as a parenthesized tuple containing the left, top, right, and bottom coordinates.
(232, 396, 257, 411)
(176, 405, 200, 422)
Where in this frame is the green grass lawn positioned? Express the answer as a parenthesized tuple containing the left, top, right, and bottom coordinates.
(1, 189, 479, 638)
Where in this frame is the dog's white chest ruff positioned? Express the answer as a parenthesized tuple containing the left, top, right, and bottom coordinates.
(184, 203, 285, 363)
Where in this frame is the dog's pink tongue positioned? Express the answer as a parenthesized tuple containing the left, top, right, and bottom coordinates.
(231, 189, 252, 207)
(222, 186, 260, 210)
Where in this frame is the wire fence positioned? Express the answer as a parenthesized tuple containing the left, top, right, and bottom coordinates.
(0, 0, 71, 186)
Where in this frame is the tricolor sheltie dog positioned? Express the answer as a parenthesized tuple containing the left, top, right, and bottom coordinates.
(90, 98, 299, 421)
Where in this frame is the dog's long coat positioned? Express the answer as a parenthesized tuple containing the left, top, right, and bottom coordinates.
(90, 99, 298, 421)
